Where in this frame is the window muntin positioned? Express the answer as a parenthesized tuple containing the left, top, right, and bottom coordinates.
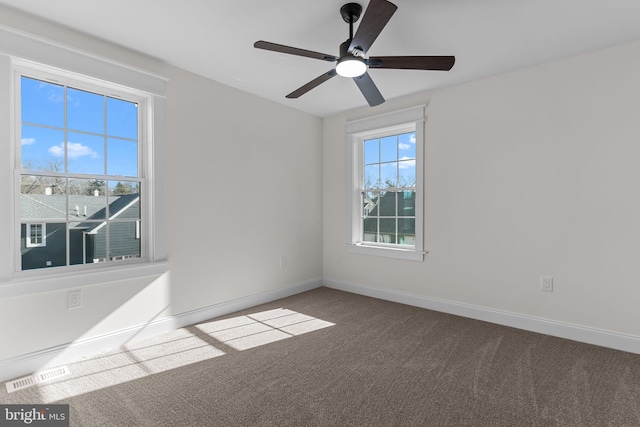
(17, 71, 146, 272)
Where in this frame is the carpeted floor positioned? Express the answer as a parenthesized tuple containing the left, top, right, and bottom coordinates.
(3, 287, 640, 426)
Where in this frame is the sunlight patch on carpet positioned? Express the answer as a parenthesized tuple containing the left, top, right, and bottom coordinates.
(196, 308, 335, 351)
(2, 308, 333, 404)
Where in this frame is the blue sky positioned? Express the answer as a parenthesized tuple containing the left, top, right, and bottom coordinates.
(364, 132, 416, 188)
(20, 76, 139, 178)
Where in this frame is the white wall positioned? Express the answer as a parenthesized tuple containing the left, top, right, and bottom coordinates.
(164, 67, 324, 315)
(0, 5, 323, 372)
(324, 41, 640, 340)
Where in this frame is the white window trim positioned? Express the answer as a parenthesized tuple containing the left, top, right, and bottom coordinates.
(26, 223, 46, 248)
(0, 25, 168, 298)
(345, 105, 426, 261)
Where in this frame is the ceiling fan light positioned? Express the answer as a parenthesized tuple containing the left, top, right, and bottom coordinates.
(336, 57, 367, 77)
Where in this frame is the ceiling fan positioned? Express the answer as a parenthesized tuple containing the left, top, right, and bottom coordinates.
(254, 0, 455, 107)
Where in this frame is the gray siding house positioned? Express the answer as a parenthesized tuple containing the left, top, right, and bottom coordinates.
(363, 191, 416, 245)
(20, 193, 140, 270)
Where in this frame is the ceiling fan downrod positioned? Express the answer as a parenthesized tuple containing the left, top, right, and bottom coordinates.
(340, 3, 362, 43)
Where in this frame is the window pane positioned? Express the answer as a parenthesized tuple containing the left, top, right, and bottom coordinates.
(380, 162, 397, 188)
(69, 178, 107, 221)
(377, 191, 396, 216)
(398, 218, 415, 244)
(21, 125, 65, 172)
(364, 139, 379, 165)
(69, 220, 107, 264)
(21, 223, 66, 270)
(398, 190, 415, 216)
(21, 176, 67, 221)
(21, 77, 64, 128)
(107, 138, 138, 177)
(363, 217, 377, 243)
(109, 180, 140, 196)
(66, 132, 104, 175)
(107, 97, 138, 140)
(69, 221, 99, 265)
(364, 164, 379, 189)
(109, 222, 141, 260)
(69, 178, 106, 197)
(67, 88, 104, 134)
(379, 218, 396, 243)
(380, 135, 397, 163)
(398, 132, 416, 159)
(398, 160, 416, 187)
(109, 181, 141, 220)
(363, 191, 377, 216)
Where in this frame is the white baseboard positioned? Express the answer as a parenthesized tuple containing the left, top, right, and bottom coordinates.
(0, 277, 322, 383)
(323, 277, 640, 355)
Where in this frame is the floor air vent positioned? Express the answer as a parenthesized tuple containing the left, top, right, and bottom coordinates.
(5, 366, 70, 393)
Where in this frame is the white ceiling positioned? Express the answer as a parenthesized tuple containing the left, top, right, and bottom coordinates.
(2, 0, 640, 117)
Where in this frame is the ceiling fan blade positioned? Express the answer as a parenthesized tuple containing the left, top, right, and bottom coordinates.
(348, 0, 397, 54)
(254, 41, 338, 62)
(353, 72, 385, 107)
(286, 69, 338, 99)
(368, 56, 456, 71)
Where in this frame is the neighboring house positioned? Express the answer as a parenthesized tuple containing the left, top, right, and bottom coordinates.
(20, 193, 140, 270)
(363, 190, 415, 245)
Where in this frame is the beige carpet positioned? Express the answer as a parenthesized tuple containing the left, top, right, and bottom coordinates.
(3, 287, 640, 426)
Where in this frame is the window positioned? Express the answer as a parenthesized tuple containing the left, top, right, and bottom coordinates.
(26, 223, 45, 248)
(15, 64, 149, 271)
(346, 106, 425, 261)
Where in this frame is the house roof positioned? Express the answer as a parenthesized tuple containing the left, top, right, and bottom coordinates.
(365, 190, 415, 218)
(20, 193, 139, 232)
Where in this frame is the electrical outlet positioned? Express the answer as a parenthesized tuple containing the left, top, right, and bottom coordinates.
(540, 276, 553, 292)
(279, 256, 286, 268)
(68, 290, 82, 309)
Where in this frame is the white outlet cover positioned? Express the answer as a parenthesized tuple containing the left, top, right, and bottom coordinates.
(68, 290, 82, 309)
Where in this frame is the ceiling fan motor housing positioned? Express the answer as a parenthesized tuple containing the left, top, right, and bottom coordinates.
(340, 3, 363, 24)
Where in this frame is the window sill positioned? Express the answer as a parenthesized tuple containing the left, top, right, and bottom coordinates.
(0, 260, 170, 298)
(346, 243, 425, 261)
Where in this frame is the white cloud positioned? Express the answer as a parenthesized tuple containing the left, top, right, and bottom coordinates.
(399, 134, 416, 150)
(21, 138, 36, 146)
(48, 142, 99, 159)
(48, 144, 63, 157)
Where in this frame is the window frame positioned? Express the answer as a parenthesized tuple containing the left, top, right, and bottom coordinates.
(25, 223, 46, 248)
(345, 105, 426, 261)
(13, 61, 151, 273)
